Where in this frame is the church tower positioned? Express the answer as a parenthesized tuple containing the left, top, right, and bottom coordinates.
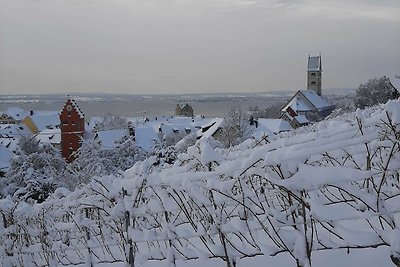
(307, 55, 322, 96)
(60, 98, 85, 163)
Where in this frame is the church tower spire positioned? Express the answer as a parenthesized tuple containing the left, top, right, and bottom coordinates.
(307, 54, 322, 96)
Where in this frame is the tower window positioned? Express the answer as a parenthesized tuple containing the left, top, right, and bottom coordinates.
(311, 72, 316, 76)
(311, 81, 316, 85)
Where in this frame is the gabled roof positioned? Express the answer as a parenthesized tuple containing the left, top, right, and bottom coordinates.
(61, 98, 85, 119)
(197, 118, 224, 139)
(308, 55, 321, 72)
(389, 76, 400, 92)
(282, 90, 334, 113)
(299, 90, 333, 111)
(289, 97, 314, 112)
(36, 128, 61, 145)
(70, 99, 85, 118)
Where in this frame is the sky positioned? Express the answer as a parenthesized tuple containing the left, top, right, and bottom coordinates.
(0, 0, 399, 95)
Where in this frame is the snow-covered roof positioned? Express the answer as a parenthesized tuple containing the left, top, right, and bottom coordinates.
(132, 116, 213, 151)
(0, 144, 12, 171)
(36, 128, 61, 145)
(308, 55, 321, 72)
(71, 99, 85, 118)
(61, 98, 85, 119)
(5, 107, 28, 121)
(299, 90, 333, 110)
(31, 111, 59, 131)
(257, 118, 292, 134)
(95, 129, 128, 149)
(294, 115, 309, 124)
(135, 125, 159, 152)
(282, 90, 334, 113)
(197, 118, 224, 139)
(289, 97, 314, 112)
(389, 76, 400, 92)
(0, 123, 32, 138)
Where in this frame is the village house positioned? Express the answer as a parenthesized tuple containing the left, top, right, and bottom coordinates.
(0, 107, 26, 125)
(175, 104, 194, 117)
(196, 118, 224, 140)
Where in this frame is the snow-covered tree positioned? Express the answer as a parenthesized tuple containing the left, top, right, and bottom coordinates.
(152, 137, 178, 167)
(95, 112, 128, 131)
(354, 76, 399, 108)
(2, 137, 67, 203)
(69, 138, 147, 185)
(217, 104, 252, 147)
(164, 130, 187, 147)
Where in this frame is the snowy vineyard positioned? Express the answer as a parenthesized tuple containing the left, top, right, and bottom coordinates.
(1, 100, 400, 267)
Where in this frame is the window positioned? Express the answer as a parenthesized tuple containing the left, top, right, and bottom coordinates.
(311, 72, 316, 76)
(311, 81, 316, 85)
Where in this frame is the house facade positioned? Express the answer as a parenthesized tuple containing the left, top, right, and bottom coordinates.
(60, 99, 85, 162)
(281, 90, 335, 123)
(175, 104, 194, 117)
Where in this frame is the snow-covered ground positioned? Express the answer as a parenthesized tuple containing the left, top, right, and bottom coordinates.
(0, 98, 398, 267)
(91, 246, 392, 267)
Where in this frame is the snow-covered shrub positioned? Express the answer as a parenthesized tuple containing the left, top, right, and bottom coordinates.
(69, 138, 147, 185)
(2, 138, 67, 203)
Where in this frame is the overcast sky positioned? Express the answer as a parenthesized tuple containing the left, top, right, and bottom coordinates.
(0, 0, 399, 95)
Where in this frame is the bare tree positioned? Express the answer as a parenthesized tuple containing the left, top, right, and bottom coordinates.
(217, 104, 252, 147)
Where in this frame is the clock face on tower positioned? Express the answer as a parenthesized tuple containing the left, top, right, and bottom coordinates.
(66, 105, 73, 111)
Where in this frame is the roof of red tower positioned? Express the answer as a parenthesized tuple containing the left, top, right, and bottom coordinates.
(60, 98, 85, 119)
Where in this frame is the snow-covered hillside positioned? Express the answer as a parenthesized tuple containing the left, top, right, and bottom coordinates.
(0, 100, 399, 267)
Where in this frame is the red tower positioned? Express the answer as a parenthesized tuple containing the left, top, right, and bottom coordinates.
(60, 99, 85, 162)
